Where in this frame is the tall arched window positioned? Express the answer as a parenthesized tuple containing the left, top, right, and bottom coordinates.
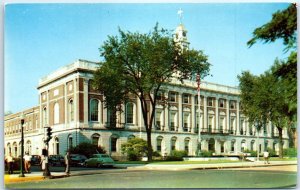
(241, 140, 246, 152)
(92, 133, 100, 146)
(55, 137, 59, 155)
(90, 99, 99, 122)
(171, 137, 177, 151)
(68, 99, 74, 122)
(68, 135, 73, 150)
(26, 140, 32, 154)
(111, 136, 118, 152)
(184, 138, 190, 153)
(43, 107, 47, 126)
(126, 102, 134, 124)
(157, 136, 163, 152)
(54, 103, 60, 124)
(13, 142, 17, 157)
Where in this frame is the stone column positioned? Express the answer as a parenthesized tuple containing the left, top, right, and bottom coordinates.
(64, 83, 68, 127)
(226, 99, 230, 133)
(191, 94, 195, 133)
(215, 97, 219, 133)
(74, 78, 78, 126)
(178, 92, 182, 132)
(236, 101, 240, 135)
(203, 96, 207, 132)
(83, 79, 89, 127)
(47, 90, 50, 126)
(39, 93, 42, 129)
(164, 91, 169, 131)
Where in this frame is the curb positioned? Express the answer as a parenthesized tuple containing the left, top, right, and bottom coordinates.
(5, 175, 45, 184)
(4, 174, 69, 184)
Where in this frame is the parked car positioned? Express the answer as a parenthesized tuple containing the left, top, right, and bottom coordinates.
(49, 155, 65, 166)
(70, 154, 87, 166)
(31, 155, 41, 165)
(83, 154, 114, 168)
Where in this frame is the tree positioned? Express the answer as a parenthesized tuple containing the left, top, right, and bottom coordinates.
(238, 68, 294, 158)
(246, 3, 297, 151)
(247, 3, 297, 51)
(121, 138, 148, 161)
(93, 24, 210, 161)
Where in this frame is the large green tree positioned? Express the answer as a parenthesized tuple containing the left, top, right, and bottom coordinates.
(93, 24, 210, 161)
(246, 3, 297, 151)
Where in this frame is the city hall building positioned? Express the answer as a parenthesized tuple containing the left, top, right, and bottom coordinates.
(4, 23, 289, 159)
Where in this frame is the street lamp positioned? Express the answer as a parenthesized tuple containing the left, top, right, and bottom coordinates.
(19, 113, 25, 177)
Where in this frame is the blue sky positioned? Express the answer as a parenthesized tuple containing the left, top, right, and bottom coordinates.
(5, 3, 291, 113)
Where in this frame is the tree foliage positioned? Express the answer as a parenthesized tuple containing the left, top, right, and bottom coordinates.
(247, 3, 297, 51)
(93, 24, 210, 161)
(243, 3, 297, 156)
(121, 138, 148, 161)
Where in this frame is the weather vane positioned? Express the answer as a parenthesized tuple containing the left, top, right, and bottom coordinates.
(177, 8, 183, 24)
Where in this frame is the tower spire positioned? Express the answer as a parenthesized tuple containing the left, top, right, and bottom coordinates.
(177, 8, 183, 24)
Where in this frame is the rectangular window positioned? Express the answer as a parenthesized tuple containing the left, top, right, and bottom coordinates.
(170, 92, 176, 102)
(230, 101, 236, 109)
(183, 94, 189, 104)
(111, 138, 117, 152)
(157, 91, 163, 101)
(219, 99, 225, 108)
(92, 137, 99, 146)
(208, 98, 213, 107)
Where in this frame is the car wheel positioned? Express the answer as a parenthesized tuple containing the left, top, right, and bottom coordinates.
(97, 163, 102, 168)
(84, 162, 88, 167)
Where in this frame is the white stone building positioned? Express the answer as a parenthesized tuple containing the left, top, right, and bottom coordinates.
(4, 23, 289, 159)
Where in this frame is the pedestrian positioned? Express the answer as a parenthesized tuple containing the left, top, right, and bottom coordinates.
(263, 150, 270, 164)
(64, 151, 70, 176)
(5, 153, 14, 174)
(24, 152, 32, 173)
(40, 155, 46, 171)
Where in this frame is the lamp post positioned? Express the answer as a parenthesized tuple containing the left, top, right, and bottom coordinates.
(19, 113, 25, 177)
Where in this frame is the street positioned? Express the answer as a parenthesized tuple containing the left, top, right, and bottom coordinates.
(5, 165, 297, 189)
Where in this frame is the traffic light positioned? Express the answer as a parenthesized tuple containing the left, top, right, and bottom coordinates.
(46, 127, 53, 142)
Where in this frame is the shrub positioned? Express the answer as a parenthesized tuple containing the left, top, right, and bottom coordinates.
(165, 150, 187, 161)
(244, 149, 257, 157)
(69, 142, 106, 158)
(200, 150, 213, 157)
(283, 148, 297, 157)
(267, 148, 276, 157)
(152, 151, 161, 157)
(121, 138, 148, 161)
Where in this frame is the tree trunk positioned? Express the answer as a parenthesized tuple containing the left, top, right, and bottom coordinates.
(139, 96, 153, 162)
(109, 107, 117, 128)
(146, 130, 153, 162)
(277, 127, 283, 159)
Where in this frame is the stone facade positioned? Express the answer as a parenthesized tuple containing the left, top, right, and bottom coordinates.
(4, 59, 289, 159)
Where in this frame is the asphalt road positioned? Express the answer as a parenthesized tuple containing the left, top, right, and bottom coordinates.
(6, 165, 297, 189)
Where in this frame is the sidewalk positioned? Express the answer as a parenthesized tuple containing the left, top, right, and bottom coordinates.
(4, 161, 297, 184)
(126, 160, 297, 171)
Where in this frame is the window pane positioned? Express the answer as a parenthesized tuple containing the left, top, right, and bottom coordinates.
(90, 99, 99, 121)
(126, 103, 133, 124)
